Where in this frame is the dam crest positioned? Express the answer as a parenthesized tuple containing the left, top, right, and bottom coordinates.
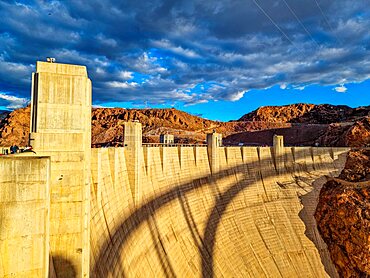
(0, 62, 350, 277)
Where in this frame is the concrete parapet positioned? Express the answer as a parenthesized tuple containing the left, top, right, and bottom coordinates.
(0, 156, 50, 278)
(124, 122, 142, 206)
(273, 135, 284, 149)
(207, 132, 222, 174)
(273, 135, 284, 173)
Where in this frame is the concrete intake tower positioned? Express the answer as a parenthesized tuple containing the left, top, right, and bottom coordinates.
(0, 61, 350, 277)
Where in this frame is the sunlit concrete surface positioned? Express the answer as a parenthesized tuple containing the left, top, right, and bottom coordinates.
(29, 61, 92, 277)
(0, 156, 50, 277)
(90, 145, 349, 277)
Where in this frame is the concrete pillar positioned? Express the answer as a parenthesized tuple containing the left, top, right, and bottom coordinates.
(124, 121, 142, 205)
(273, 135, 284, 149)
(29, 61, 91, 278)
(207, 132, 222, 174)
(273, 135, 284, 172)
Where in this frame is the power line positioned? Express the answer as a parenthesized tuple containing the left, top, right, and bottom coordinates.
(251, 0, 295, 46)
(312, 0, 342, 44)
(281, 0, 320, 48)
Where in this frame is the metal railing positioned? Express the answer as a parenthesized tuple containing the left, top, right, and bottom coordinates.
(91, 142, 208, 148)
(142, 143, 207, 147)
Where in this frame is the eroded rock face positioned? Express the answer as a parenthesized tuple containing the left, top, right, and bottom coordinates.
(0, 107, 299, 146)
(0, 106, 30, 146)
(239, 103, 370, 124)
(315, 149, 370, 277)
(318, 123, 350, 147)
(239, 103, 316, 122)
(344, 117, 370, 147)
(1, 104, 370, 147)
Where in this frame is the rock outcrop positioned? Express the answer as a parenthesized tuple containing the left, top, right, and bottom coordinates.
(239, 103, 370, 124)
(344, 116, 370, 147)
(317, 117, 370, 147)
(0, 106, 30, 146)
(91, 108, 217, 145)
(315, 149, 370, 277)
(239, 103, 316, 122)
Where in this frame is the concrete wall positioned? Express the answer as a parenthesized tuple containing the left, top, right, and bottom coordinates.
(90, 146, 349, 277)
(0, 156, 50, 277)
(0, 144, 350, 278)
(29, 62, 91, 278)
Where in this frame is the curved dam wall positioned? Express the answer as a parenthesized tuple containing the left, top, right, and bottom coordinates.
(90, 145, 349, 277)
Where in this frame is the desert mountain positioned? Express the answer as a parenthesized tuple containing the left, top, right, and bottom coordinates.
(0, 104, 370, 147)
(0, 106, 288, 146)
(239, 103, 370, 124)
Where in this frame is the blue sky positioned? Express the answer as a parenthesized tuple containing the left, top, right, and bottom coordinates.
(0, 0, 369, 121)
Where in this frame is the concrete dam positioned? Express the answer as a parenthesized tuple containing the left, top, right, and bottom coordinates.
(0, 62, 350, 277)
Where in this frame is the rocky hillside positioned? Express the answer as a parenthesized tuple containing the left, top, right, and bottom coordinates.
(223, 124, 328, 146)
(91, 108, 216, 145)
(315, 149, 370, 277)
(0, 106, 288, 146)
(317, 117, 370, 147)
(239, 103, 370, 124)
(0, 106, 30, 146)
(90, 108, 292, 145)
(1, 103, 370, 147)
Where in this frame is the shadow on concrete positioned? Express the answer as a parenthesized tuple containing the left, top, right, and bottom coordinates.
(147, 214, 177, 278)
(92, 148, 346, 277)
(298, 152, 348, 278)
(50, 255, 77, 278)
(200, 171, 254, 278)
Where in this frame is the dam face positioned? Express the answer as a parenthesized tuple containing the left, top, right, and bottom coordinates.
(90, 145, 349, 278)
(0, 62, 350, 277)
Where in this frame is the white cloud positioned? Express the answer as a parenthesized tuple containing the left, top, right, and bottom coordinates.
(293, 85, 306, 91)
(152, 39, 200, 59)
(280, 83, 287, 90)
(92, 104, 113, 108)
(0, 92, 29, 109)
(107, 81, 138, 89)
(95, 33, 117, 47)
(119, 71, 134, 80)
(227, 90, 247, 101)
(130, 52, 168, 74)
(333, 84, 348, 93)
(184, 99, 209, 106)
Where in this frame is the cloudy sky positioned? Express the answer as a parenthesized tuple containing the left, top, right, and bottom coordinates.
(0, 0, 369, 120)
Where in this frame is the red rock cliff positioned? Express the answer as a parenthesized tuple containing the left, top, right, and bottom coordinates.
(315, 149, 370, 277)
